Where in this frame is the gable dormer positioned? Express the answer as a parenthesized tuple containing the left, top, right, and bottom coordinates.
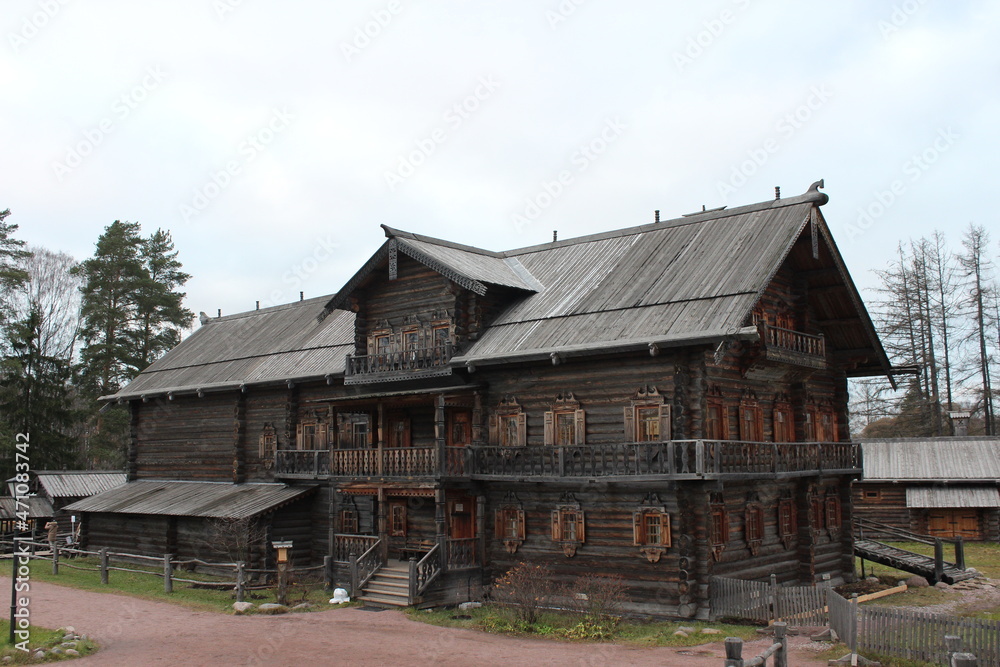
(320, 226, 539, 385)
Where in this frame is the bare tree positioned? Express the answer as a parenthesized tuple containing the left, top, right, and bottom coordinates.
(957, 224, 995, 435)
(7, 246, 81, 361)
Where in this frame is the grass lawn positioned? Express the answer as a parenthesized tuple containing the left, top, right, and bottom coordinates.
(408, 606, 761, 646)
(22, 557, 337, 613)
(0, 620, 98, 663)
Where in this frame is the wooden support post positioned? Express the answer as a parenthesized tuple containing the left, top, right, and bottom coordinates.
(435, 394, 446, 477)
(164, 554, 173, 593)
(934, 538, 944, 584)
(377, 403, 385, 476)
(323, 555, 334, 591)
(955, 536, 966, 571)
(770, 573, 779, 623)
(773, 621, 788, 667)
(408, 557, 418, 605)
(723, 637, 744, 667)
(51, 545, 58, 575)
(435, 488, 447, 571)
(100, 548, 109, 584)
(349, 553, 359, 596)
(236, 561, 245, 603)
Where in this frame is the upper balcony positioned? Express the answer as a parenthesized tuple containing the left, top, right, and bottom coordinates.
(759, 322, 826, 369)
(344, 342, 454, 385)
(274, 440, 860, 482)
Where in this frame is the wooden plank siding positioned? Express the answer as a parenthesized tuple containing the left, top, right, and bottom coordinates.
(134, 393, 237, 481)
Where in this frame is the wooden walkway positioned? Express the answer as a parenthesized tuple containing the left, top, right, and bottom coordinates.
(854, 538, 977, 584)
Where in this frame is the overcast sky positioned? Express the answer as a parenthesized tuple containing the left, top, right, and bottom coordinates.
(3, 1, 997, 322)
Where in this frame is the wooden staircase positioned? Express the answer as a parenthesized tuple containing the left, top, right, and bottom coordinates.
(358, 562, 411, 607)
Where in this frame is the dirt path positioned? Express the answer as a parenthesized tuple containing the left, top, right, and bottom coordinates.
(3, 577, 835, 666)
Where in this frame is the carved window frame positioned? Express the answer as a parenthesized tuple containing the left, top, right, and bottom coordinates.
(778, 495, 797, 550)
(623, 386, 671, 443)
(258, 423, 276, 461)
(544, 393, 585, 446)
(808, 485, 825, 536)
(706, 386, 729, 441)
(739, 392, 764, 442)
(337, 412, 372, 449)
(773, 396, 794, 443)
(709, 492, 729, 561)
(633, 494, 671, 562)
(551, 495, 585, 557)
(489, 396, 526, 447)
(825, 492, 842, 538)
(339, 506, 359, 535)
(494, 493, 526, 554)
(744, 495, 764, 556)
(296, 410, 328, 451)
(389, 501, 407, 537)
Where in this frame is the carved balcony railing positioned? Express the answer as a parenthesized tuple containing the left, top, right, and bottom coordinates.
(277, 441, 860, 480)
(344, 342, 454, 385)
(445, 537, 478, 569)
(758, 323, 826, 369)
(333, 533, 379, 563)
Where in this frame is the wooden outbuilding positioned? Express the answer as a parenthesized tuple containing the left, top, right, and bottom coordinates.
(78, 181, 893, 618)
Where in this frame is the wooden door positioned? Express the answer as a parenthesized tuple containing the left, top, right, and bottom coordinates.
(447, 410, 472, 447)
(927, 509, 981, 539)
(447, 494, 475, 539)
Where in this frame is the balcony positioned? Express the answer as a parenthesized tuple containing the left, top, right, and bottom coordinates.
(759, 323, 826, 369)
(275, 440, 860, 481)
(344, 342, 454, 385)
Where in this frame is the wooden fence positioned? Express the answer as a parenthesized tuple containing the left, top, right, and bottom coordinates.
(710, 575, 828, 626)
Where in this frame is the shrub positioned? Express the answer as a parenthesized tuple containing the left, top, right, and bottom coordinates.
(564, 573, 628, 625)
(490, 562, 557, 626)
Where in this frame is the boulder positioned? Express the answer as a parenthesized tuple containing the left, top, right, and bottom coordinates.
(673, 630, 689, 638)
(458, 601, 482, 611)
(292, 603, 313, 610)
(678, 626, 696, 633)
(934, 582, 950, 590)
(32, 650, 45, 660)
(258, 603, 289, 615)
(233, 601, 255, 614)
(65, 649, 80, 658)
(905, 575, 929, 588)
(700, 628, 722, 635)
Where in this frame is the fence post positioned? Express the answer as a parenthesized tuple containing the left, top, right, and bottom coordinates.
(955, 536, 966, 571)
(724, 637, 744, 667)
(236, 561, 245, 603)
(52, 545, 59, 575)
(100, 547, 109, 584)
(934, 538, 945, 584)
(323, 555, 333, 590)
(163, 554, 173, 593)
(408, 557, 418, 605)
(770, 573, 779, 622)
(772, 622, 788, 667)
(349, 553, 359, 596)
(850, 593, 859, 657)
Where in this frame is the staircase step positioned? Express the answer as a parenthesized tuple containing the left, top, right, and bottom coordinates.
(365, 586, 409, 597)
(372, 571, 409, 581)
(359, 594, 409, 607)
(367, 581, 408, 592)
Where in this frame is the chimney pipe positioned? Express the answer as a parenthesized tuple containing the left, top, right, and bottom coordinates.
(217, 308, 221, 317)
(300, 291, 304, 301)
(655, 210, 660, 223)
(256, 301, 260, 310)
(775, 186, 781, 200)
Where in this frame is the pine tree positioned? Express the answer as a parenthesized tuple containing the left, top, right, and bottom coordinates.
(0, 208, 32, 325)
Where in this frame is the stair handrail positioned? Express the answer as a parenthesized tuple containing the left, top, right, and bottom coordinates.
(854, 516, 938, 546)
(408, 543, 442, 604)
(353, 537, 383, 593)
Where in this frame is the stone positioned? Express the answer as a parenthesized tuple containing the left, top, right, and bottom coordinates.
(233, 601, 255, 614)
(700, 628, 722, 634)
(904, 575, 929, 588)
(458, 601, 482, 610)
(292, 602, 313, 610)
(49, 648, 63, 656)
(63, 626, 75, 634)
(673, 630, 689, 637)
(65, 650, 80, 657)
(61, 641, 77, 648)
(934, 582, 950, 590)
(2, 655, 12, 663)
(678, 626, 696, 633)
(32, 651, 45, 660)
(258, 603, 289, 615)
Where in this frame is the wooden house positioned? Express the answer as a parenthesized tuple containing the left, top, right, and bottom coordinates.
(854, 437, 1000, 541)
(72, 181, 892, 618)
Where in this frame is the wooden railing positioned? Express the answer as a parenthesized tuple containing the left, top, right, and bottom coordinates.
(345, 342, 453, 378)
(277, 441, 860, 479)
(408, 542, 442, 604)
(333, 533, 379, 563)
(349, 537, 383, 594)
(760, 323, 825, 358)
(446, 537, 477, 569)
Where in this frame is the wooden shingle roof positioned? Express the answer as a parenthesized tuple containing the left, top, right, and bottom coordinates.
(861, 437, 1000, 482)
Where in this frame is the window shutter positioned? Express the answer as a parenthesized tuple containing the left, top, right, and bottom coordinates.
(494, 509, 503, 538)
(543, 411, 554, 446)
(623, 406, 635, 441)
(576, 511, 585, 543)
(574, 409, 586, 445)
(295, 423, 303, 450)
(337, 418, 350, 448)
(662, 512, 672, 547)
(367, 337, 375, 356)
(516, 413, 527, 446)
(658, 404, 671, 442)
(633, 511, 643, 545)
(488, 414, 498, 445)
(516, 509, 526, 540)
(318, 423, 329, 448)
(550, 510, 561, 541)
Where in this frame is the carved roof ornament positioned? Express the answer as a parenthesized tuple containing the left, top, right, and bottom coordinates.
(632, 385, 663, 402)
(497, 395, 521, 411)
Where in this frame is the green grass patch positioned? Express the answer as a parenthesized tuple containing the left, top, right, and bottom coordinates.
(862, 585, 962, 608)
(0, 620, 98, 662)
(408, 605, 759, 646)
(23, 557, 336, 613)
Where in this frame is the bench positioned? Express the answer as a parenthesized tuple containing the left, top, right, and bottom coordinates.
(398, 538, 435, 560)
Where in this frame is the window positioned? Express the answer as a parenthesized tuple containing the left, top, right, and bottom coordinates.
(448, 411, 472, 447)
(624, 387, 671, 443)
(809, 494, 825, 534)
(709, 494, 729, 561)
(863, 489, 880, 501)
(778, 498, 797, 549)
(633, 509, 671, 547)
(745, 502, 764, 556)
(432, 325, 450, 350)
(825, 495, 842, 537)
(544, 393, 585, 446)
(387, 414, 411, 448)
(739, 398, 763, 442)
(551, 504, 585, 557)
(340, 509, 359, 534)
(773, 403, 794, 443)
(374, 332, 391, 357)
(495, 507, 526, 540)
(490, 397, 527, 447)
(297, 422, 328, 450)
(706, 394, 729, 440)
(258, 424, 276, 459)
(389, 502, 407, 537)
(338, 413, 372, 449)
